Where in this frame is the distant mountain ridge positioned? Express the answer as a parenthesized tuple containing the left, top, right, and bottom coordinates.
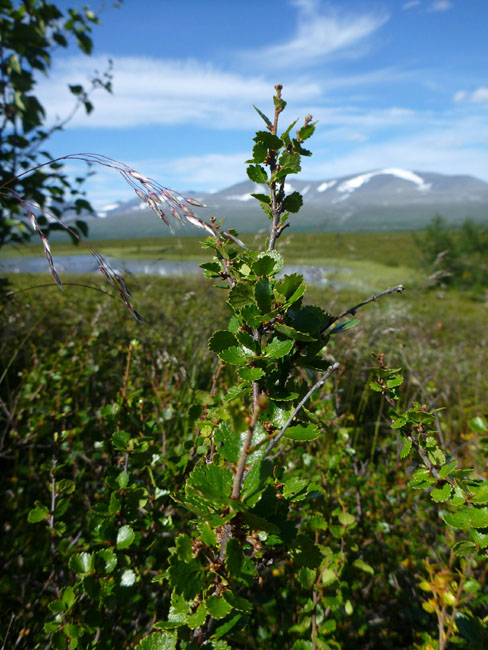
(84, 169, 488, 239)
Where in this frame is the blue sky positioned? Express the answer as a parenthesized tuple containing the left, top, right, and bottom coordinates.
(39, 0, 488, 208)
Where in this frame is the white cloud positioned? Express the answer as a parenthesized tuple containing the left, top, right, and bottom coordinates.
(454, 90, 466, 102)
(36, 56, 321, 129)
(301, 115, 488, 182)
(471, 87, 488, 103)
(428, 1, 453, 12)
(402, 1, 421, 9)
(244, 1, 388, 68)
(453, 87, 488, 104)
(36, 55, 408, 132)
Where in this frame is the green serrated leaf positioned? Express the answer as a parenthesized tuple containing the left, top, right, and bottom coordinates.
(250, 192, 271, 205)
(208, 330, 237, 353)
(235, 329, 259, 353)
(255, 277, 272, 314)
(283, 191, 303, 213)
(274, 323, 316, 341)
(251, 141, 267, 163)
(223, 383, 251, 403)
(175, 534, 193, 563)
(187, 603, 207, 629)
(223, 591, 253, 614)
(386, 375, 403, 388)
(214, 420, 241, 463)
(200, 261, 222, 274)
(61, 586, 76, 610)
(298, 123, 316, 140)
(400, 438, 412, 459)
(205, 595, 233, 619)
(69, 552, 93, 575)
(117, 524, 136, 549)
(283, 477, 309, 501)
(470, 527, 488, 548)
(275, 273, 305, 300)
(427, 448, 446, 466)
(284, 424, 320, 441)
(452, 541, 478, 557)
(242, 459, 273, 507)
(199, 522, 217, 547)
(408, 468, 436, 489)
(288, 305, 329, 334)
(353, 558, 374, 575)
(265, 338, 294, 359)
(439, 460, 458, 478)
(242, 304, 264, 328)
(253, 130, 283, 149)
(28, 501, 50, 523)
(252, 250, 283, 276)
(95, 548, 117, 574)
(247, 164, 268, 184)
(471, 482, 488, 504)
(431, 483, 452, 502)
(135, 631, 177, 650)
(228, 283, 255, 310)
(219, 346, 249, 366)
(238, 366, 265, 381)
(186, 464, 233, 504)
(278, 150, 300, 174)
(442, 506, 488, 530)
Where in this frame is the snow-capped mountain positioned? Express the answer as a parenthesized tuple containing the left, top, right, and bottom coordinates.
(84, 169, 488, 239)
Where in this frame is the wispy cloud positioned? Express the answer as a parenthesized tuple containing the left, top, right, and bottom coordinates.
(471, 88, 488, 103)
(37, 56, 321, 129)
(242, 0, 388, 68)
(36, 54, 406, 131)
(454, 87, 488, 103)
(402, 1, 421, 9)
(303, 138, 488, 183)
(428, 1, 453, 12)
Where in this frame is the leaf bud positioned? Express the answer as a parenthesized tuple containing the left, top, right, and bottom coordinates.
(258, 394, 269, 411)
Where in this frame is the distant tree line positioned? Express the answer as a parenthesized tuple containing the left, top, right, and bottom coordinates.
(416, 215, 488, 294)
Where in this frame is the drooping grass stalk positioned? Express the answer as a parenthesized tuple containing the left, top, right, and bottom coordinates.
(1, 153, 246, 320)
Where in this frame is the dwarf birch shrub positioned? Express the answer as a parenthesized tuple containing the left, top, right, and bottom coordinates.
(1, 86, 487, 650)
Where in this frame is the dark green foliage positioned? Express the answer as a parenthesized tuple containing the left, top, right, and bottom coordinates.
(0, 0, 114, 250)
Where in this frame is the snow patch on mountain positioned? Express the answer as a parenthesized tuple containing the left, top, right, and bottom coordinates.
(227, 192, 254, 201)
(317, 180, 337, 192)
(337, 168, 431, 193)
(97, 202, 120, 218)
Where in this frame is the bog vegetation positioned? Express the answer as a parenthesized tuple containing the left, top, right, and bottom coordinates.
(1, 86, 488, 650)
